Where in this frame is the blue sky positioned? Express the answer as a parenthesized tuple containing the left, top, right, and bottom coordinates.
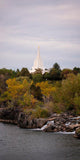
(0, 0, 80, 70)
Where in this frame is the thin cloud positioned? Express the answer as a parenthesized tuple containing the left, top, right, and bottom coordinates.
(0, 0, 80, 69)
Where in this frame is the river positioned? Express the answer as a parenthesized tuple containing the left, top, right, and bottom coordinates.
(0, 123, 80, 160)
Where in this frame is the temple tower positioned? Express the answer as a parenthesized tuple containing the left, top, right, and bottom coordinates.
(30, 47, 44, 73)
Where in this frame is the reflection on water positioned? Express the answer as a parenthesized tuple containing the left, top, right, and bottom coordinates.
(0, 123, 80, 160)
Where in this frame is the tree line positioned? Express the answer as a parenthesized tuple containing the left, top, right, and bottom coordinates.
(0, 63, 80, 117)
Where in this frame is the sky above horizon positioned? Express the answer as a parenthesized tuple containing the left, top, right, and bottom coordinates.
(0, 0, 80, 70)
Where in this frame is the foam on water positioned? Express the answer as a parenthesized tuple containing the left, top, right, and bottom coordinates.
(41, 120, 54, 130)
(58, 131, 75, 135)
(41, 124, 47, 130)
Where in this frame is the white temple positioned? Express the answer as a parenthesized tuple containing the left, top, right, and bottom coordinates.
(30, 47, 44, 73)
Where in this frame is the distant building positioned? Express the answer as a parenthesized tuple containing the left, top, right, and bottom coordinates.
(30, 47, 44, 73)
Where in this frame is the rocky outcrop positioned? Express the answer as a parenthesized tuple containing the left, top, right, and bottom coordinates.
(18, 112, 47, 128)
(0, 107, 80, 134)
(0, 107, 20, 124)
(43, 121, 55, 132)
(74, 127, 80, 139)
(0, 108, 47, 128)
(42, 113, 80, 132)
(65, 124, 80, 132)
(0, 119, 17, 124)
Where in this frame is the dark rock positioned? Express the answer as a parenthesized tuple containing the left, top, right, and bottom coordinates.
(44, 124, 55, 132)
(0, 119, 17, 124)
(42, 113, 80, 132)
(0, 107, 20, 124)
(18, 112, 47, 129)
(74, 127, 80, 139)
(36, 118, 47, 128)
(43, 120, 55, 132)
(65, 124, 80, 132)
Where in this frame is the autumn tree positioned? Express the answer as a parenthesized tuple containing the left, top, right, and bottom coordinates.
(61, 68, 72, 79)
(2, 78, 36, 108)
(36, 81, 56, 101)
(53, 73, 80, 113)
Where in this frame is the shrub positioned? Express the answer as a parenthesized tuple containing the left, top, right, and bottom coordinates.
(32, 106, 49, 118)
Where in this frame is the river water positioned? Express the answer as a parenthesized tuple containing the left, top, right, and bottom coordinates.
(0, 123, 80, 160)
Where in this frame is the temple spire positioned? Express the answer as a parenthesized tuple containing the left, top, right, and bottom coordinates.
(30, 47, 44, 73)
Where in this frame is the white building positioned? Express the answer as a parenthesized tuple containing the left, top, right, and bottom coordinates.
(30, 47, 44, 73)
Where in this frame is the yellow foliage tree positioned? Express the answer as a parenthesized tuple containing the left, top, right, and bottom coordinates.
(6, 78, 36, 107)
(36, 81, 56, 99)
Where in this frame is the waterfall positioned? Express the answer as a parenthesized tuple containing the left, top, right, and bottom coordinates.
(41, 124, 47, 130)
(41, 120, 54, 130)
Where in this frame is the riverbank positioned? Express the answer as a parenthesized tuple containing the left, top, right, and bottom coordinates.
(0, 107, 80, 138)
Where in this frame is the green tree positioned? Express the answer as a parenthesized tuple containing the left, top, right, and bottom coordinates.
(53, 63, 60, 70)
(49, 68, 61, 80)
(34, 68, 43, 74)
(32, 73, 43, 83)
(30, 83, 43, 101)
(20, 68, 31, 78)
(73, 67, 80, 75)
(49, 63, 61, 80)
(43, 72, 50, 80)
